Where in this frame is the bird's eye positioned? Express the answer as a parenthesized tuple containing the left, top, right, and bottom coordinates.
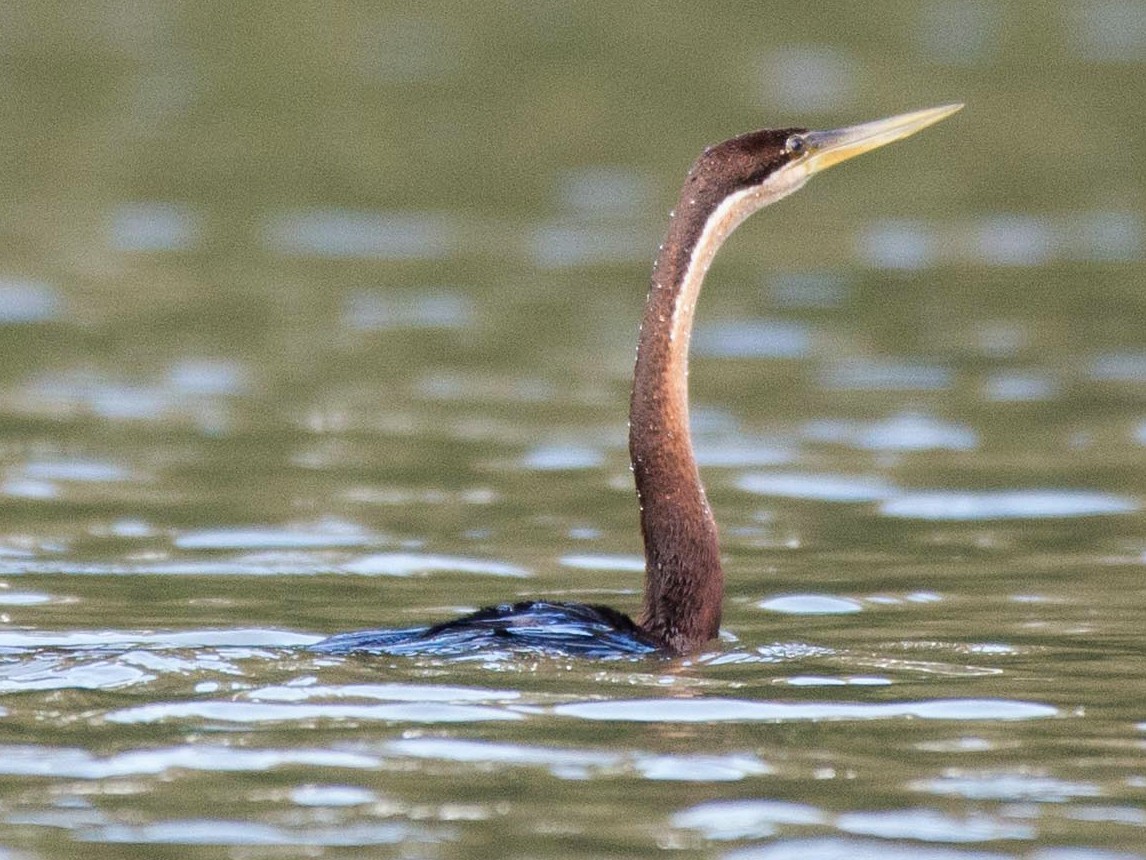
(784, 135, 807, 156)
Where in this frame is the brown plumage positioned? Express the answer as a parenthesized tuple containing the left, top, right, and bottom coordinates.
(630, 129, 804, 653)
(315, 105, 961, 659)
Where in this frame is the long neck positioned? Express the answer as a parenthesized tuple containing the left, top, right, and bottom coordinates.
(628, 141, 810, 655)
(629, 182, 760, 654)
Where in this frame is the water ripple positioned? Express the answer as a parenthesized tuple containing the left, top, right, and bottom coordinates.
(554, 698, 1057, 723)
(836, 808, 1033, 842)
(342, 552, 528, 577)
(263, 209, 454, 260)
(911, 772, 1102, 802)
(803, 413, 977, 451)
(758, 595, 864, 615)
(673, 799, 827, 840)
(724, 835, 1013, 859)
(82, 819, 432, 847)
(384, 738, 770, 782)
(343, 290, 474, 330)
(175, 522, 376, 550)
(247, 683, 520, 704)
(106, 700, 523, 725)
(0, 744, 379, 778)
(110, 202, 201, 252)
(880, 490, 1138, 520)
(693, 319, 812, 359)
(0, 278, 62, 323)
(737, 473, 897, 502)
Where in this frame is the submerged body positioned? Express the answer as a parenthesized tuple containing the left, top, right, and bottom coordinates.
(314, 104, 961, 659)
(312, 601, 659, 659)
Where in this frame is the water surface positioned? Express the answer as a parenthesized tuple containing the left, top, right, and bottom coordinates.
(1, 2, 1144, 857)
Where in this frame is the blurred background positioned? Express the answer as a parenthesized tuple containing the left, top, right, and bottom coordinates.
(0, 2, 1145, 857)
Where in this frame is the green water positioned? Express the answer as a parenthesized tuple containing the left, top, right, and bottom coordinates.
(1, 2, 1144, 857)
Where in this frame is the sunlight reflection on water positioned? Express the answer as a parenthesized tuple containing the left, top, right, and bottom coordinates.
(880, 489, 1138, 520)
(553, 698, 1057, 723)
(110, 202, 201, 252)
(263, 209, 455, 260)
(0, 278, 61, 323)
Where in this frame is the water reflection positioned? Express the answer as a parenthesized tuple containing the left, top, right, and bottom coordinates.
(0, 744, 379, 778)
(693, 319, 812, 359)
(737, 472, 896, 502)
(387, 738, 770, 781)
(553, 698, 1057, 723)
(880, 489, 1138, 520)
(529, 222, 651, 268)
(758, 595, 864, 615)
(343, 289, 474, 330)
(3, 4, 1145, 857)
(912, 773, 1103, 802)
(756, 45, 858, 113)
(768, 271, 851, 308)
(556, 167, 652, 215)
(110, 202, 200, 252)
(916, 0, 999, 66)
(80, 820, 432, 848)
(1069, 0, 1146, 62)
(0, 278, 61, 323)
(803, 413, 977, 451)
(983, 371, 1057, 402)
(859, 212, 1144, 268)
(174, 522, 375, 550)
(263, 209, 455, 260)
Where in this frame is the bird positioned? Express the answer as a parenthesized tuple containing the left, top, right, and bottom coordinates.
(313, 104, 962, 659)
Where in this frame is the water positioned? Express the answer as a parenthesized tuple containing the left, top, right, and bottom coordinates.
(1, 1, 1145, 857)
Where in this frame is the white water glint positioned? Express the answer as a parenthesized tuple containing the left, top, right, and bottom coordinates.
(106, 700, 524, 725)
(556, 167, 651, 216)
(836, 808, 1034, 842)
(673, 799, 826, 840)
(385, 738, 770, 782)
(725, 836, 1015, 859)
(554, 698, 1057, 723)
(1091, 351, 1146, 382)
(757, 45, 857, 112)
(915, 0, 1000, 65)
(693, 319, 811, 359)
(768, 271, 851, 308)
(521, 444, 604, 471)
(983, 371, 1057, 402)
(110, 202, 201, 252)
(737, 472, 897, 503)
(529, 222, 650, 268)
(803, 413, 978, 452)
(166, 358, 250, 396)
(0, 278, 62, 323)
(857, 219, 939, 269)
(759, 595, 864, 615)
(821, 360, 952, 391)
(559, 553, 645, 572)
(175, 523, 376, 550)
(83, 819, 426, 847)
(880, 489, 1138, 520)
(21, 459, 133, 483)
(246, 684, 520, 704)
(911, 772, 1102, 802)
(343, 290, 474, 330)
(263, 209, 455, 260)
(342, 552, 528, 578)
(290, 785, 377, 807)
(1068, 0, 1146, 62)
(0, 745, 379, 779)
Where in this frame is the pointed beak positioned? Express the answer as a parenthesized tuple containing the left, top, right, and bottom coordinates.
(801, 104, 963, 175)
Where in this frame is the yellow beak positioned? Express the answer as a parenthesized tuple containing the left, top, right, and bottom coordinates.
(802, 103, 963, 174)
